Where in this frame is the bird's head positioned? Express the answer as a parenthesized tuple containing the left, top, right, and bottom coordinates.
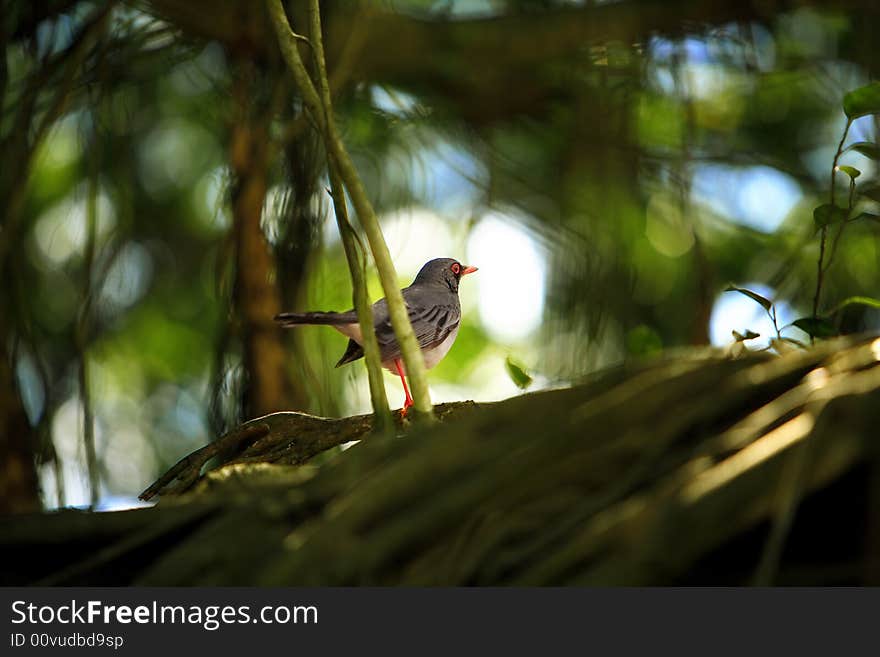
(413, 257, 478, 293)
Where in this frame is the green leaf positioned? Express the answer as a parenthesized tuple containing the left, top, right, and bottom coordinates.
(843, 82, 880, 119)
(792, 317, 837, 338)
(813, 203, 847, 228)
(732, 329, 760, 342)
(724, 285, 772, 311)
(828, 295, 880, 315)
(504, 356, 533, 390)
(836, 165, 861, 180)
(843, 142, 880, 160)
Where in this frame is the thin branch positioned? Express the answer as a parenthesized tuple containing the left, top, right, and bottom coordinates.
(266, 0, 435, 421)
(823, 174, 857, 275)
(140, 401, 477, 500)
(308, 0, 392, 433)
(765, 304, 781, 340)
(326, 178, 394, 432)
(812, 118, 852, 318)
(0, 3, 114, 270)
(77, 163, 100, 509)
(139, 423, 270, 501)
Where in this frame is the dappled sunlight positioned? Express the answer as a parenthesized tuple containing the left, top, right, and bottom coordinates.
(138, 118, 221, 199)
(691, 165, 803, 233)
(31, 185, 116, 266)
(44, 397, 93, 507)
(193, 166, 232, 232)
(410, 140, 485, 212)
(381, 206, 459, 276)
(466, 213, 547, 343)
(645, 191, 695, 257)
(33, 113, 83, 172)
(98, 242, 154, 314)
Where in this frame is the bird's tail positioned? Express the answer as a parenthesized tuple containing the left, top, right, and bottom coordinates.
(274, 311, 357, 327)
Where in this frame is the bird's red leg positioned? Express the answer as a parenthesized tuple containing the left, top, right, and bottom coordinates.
(394, 359, 413, 415)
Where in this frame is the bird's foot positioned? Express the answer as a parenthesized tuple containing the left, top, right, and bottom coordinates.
(400, 397, 414, 418)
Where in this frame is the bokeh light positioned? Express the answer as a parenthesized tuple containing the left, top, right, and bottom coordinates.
(466, 212, 547, 343)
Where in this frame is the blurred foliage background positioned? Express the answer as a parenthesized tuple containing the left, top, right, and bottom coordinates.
(1, 0, 879, 512)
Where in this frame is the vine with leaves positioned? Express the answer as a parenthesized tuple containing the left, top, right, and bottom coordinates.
(727, 81, 880, 350)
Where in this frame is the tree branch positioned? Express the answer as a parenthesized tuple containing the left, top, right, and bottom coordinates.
(139, 401, 478, 501)
(266, 0, 435, 421)
(308, 0, 392, 433)
(229, 62, 294, 416)
(8, 337, 880, 585)
(812, 118, 852, 318)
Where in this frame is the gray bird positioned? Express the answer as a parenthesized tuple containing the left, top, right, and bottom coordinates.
(275, 257, 478, 413)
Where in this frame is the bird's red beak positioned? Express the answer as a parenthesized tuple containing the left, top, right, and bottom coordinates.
(461, 265, 478, 276)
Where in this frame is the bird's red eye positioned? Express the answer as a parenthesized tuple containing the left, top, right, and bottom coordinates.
(451, 263, 460, 275)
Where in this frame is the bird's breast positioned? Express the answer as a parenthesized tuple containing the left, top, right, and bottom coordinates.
(379, 324, 461, 373)
(422, 324, 461, 369)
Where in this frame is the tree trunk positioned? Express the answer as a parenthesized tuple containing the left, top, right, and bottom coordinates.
(0, 319, 40, 514)
(229, 63, 296, 418)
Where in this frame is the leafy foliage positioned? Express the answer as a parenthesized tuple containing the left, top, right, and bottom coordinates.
(504, 356, 534, 390)
(725, 286, 772, 311)
(843, 82, 880, 119)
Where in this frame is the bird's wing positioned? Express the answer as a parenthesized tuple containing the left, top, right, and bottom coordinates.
(372, 288, 461, 363)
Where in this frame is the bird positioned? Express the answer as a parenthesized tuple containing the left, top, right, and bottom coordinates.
(274, 257, 478, 414)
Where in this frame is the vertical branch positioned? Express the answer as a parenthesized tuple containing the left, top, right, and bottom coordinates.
(812, 118, 852, 318)
(76, 158, 100, 508)
(0, 321, 40, 514)
(267, 0, 435, 422)
(229, 64, 295, 418)
(37, 353, 66, 509)
(0, 5, 112, 271)
(0, 5, 112, 512)
(824, 176, 857, 276)
(307, 0, 392, 432)
(327, 170, 393, 432)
